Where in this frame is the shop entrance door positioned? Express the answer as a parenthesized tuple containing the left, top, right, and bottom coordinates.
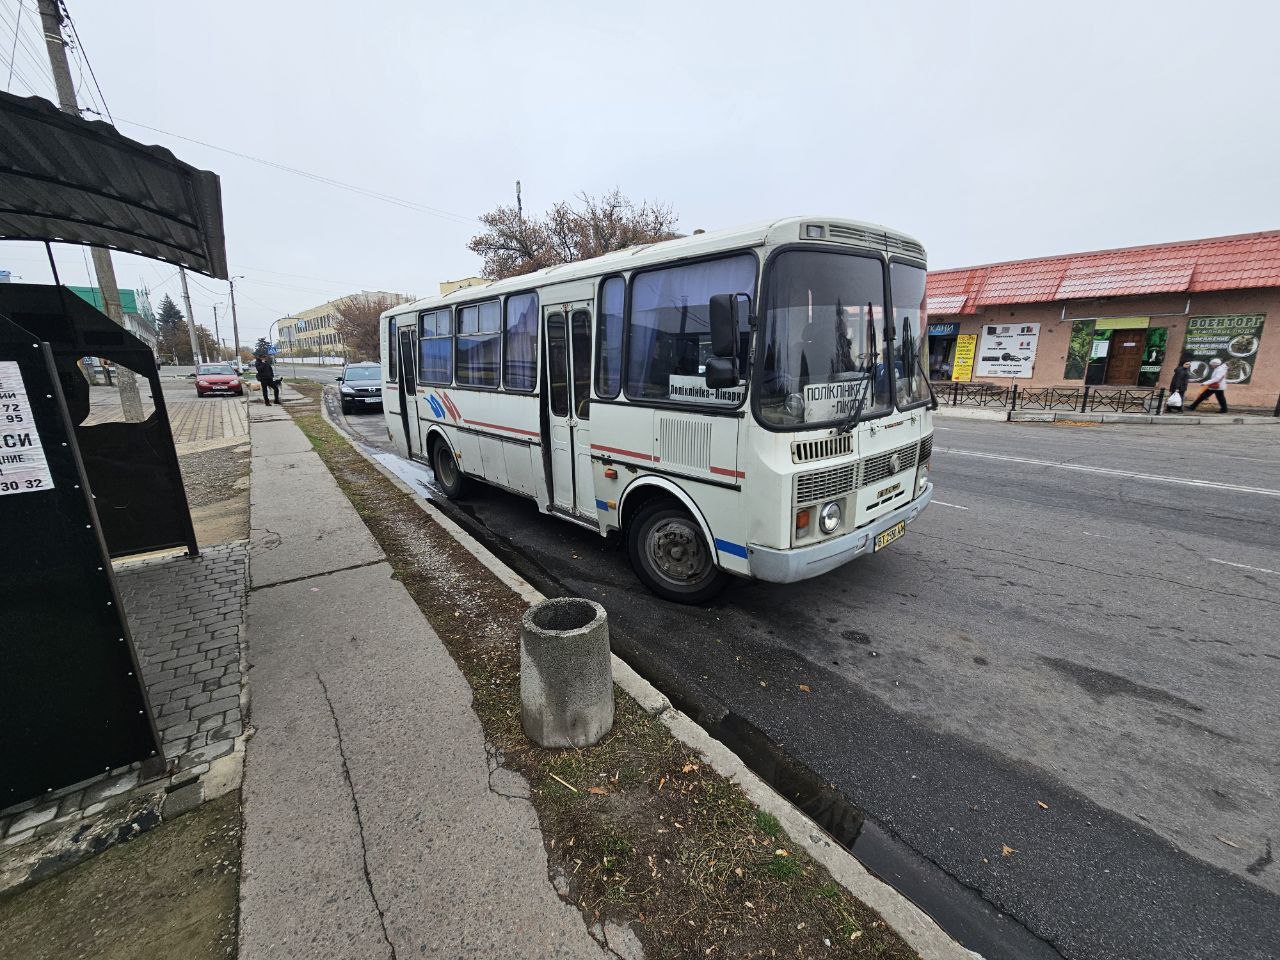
(1104, 335, 1144, 384)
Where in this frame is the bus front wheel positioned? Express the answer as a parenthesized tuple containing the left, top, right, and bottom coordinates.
(432, 439, 469, 499)
(627, 501, 729, 604)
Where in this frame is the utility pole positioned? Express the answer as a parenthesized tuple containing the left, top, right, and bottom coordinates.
(228, 276, 243, 364)
(38, 0, 144, 422)
(179, 267, 202, 365)
(515, 179, 523, 220)
(212, 304, 221, 360)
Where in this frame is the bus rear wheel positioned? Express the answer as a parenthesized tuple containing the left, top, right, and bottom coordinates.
(627, 501, 729, 604)
(432, 439, 469, 499)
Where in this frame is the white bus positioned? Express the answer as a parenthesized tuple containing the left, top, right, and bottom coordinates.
(380, 216, 935, 602)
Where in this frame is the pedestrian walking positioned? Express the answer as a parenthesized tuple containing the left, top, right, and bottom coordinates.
(1186, 357, 1229, 413)
(1166, 360, 1191, 413)
(254, 353, 281, 406)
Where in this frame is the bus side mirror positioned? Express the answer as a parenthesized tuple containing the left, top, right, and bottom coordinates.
(709, 294, 737, 358)
(705, 355, 737, 389)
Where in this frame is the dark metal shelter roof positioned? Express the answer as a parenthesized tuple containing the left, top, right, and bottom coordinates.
(0, 90, 228, 279)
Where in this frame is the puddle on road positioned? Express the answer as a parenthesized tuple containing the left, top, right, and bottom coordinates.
(696, 708, 1063, 960)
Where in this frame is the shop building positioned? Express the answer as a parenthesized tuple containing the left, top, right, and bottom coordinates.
(926, 230, 1280, 408)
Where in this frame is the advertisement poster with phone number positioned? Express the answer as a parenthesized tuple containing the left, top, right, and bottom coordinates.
(975, 323, 1041, 379)
(1181, 315, 1265, 384)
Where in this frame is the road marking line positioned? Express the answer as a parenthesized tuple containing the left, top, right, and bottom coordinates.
(1210, 558, 1279, 576)
(936, 447, 1280, 498)
(931, 500, 969, 510)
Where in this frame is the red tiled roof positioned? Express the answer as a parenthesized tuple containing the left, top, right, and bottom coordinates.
(926, 230, 1280, 314)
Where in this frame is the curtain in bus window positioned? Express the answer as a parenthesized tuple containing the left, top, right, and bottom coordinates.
(458, 301, 501, 387)
(626, 254, 755, 404)
(595, 277, 624, 398)
(503, 292, 538, 391)
(419, 309, 452, 385)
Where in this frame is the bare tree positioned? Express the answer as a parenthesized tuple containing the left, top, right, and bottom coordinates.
(334, 292, 415, 361)
(468, 189, 679, 280)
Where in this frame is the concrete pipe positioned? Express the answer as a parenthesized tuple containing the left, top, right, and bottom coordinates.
(520, 597, 613, 748)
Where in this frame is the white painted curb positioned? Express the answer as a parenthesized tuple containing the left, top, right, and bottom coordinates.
(316, 392, 976, 960)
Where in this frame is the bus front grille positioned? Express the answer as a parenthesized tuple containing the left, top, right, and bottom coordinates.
(859, 441, 919, 488)
(920, 433, 933, 464)
(795, 463, 859, 505)
(791, 433, 854, 464)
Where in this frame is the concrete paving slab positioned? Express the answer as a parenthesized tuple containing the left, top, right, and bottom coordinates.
(248, 426, 382, 589)
(249, 418, 317, 457)
(241, 562, 603, 960)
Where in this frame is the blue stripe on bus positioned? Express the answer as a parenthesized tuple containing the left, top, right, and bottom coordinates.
(595, 499, 611, 511)
(714, 538, 748, 559)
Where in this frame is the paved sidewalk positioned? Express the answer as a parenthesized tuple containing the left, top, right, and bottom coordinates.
(240, 395, 603, 958)
(936, 405, 1278, 425)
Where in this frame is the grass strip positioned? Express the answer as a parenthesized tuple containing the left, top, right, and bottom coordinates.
(287, 382, 918, 959)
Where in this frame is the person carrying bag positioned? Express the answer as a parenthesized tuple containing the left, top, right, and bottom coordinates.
(1166, 360, 1190, 413)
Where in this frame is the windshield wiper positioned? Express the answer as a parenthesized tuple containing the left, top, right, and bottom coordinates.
(837, 305, 877, 435)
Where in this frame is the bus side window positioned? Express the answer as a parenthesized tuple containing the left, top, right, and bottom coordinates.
(387, 318, 398, 381)
(595, 276, 624, 399)
(547, 314, 569, 417)
(503, 292, 539, 391)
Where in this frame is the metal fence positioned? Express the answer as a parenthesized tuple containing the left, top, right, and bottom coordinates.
(935, 381, 1280, 416)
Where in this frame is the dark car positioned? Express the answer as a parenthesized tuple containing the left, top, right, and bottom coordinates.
(194, 362, 244, 397)
(337, 362, 383, 414)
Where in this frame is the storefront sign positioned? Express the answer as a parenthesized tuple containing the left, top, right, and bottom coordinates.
(1094, 316, 1150, 331)
(951, 334, 976, 382)
(928, 322, 960, 337)
(975, 323, 1040, 379)
(1182, 314, 1265, 384)
(0, 360, 55, 495)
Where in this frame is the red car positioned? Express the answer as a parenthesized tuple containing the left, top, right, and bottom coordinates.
(194, 363, 245, 397)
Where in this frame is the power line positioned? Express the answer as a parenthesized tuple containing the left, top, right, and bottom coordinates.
(0, 2, 54, 96)
(58, 0, 109, 123)
(80, 110, 479, 227)
(4, 0, 19, 87)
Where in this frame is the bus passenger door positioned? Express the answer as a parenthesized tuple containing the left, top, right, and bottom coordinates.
(396, 327, 419, 458)
(544, 311, 574, 511)
(543, 305, 597, 518)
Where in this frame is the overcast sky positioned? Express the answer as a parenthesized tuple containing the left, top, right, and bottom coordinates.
(2, 0, 1278, 346)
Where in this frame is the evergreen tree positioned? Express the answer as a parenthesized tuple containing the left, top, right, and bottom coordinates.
(253, 337, 271, 357)
(155, 294, 192, 363)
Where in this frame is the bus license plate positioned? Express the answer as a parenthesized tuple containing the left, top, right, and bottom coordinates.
(874, 521, 906, 552)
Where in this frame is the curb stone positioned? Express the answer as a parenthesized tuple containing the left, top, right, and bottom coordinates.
(317, 392, 976, 960)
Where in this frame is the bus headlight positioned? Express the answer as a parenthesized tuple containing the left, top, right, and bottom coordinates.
(917, 463, 930, 495)
(819, 500, 842, 534)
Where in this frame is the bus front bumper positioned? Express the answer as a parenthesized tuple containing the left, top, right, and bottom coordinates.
(746, 482, 934, 584)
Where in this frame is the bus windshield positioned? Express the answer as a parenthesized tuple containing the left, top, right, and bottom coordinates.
(890, 262, 930, 409)
(757, 250, 890, 429)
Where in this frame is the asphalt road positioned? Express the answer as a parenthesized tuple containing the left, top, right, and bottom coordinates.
(335, 396, 1280, 960)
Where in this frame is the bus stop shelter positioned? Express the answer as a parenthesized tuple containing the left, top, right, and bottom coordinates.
(0, 89, 228, 808)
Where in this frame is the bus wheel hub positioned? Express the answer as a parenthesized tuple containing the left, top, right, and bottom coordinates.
(651, 520, 703, 581)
